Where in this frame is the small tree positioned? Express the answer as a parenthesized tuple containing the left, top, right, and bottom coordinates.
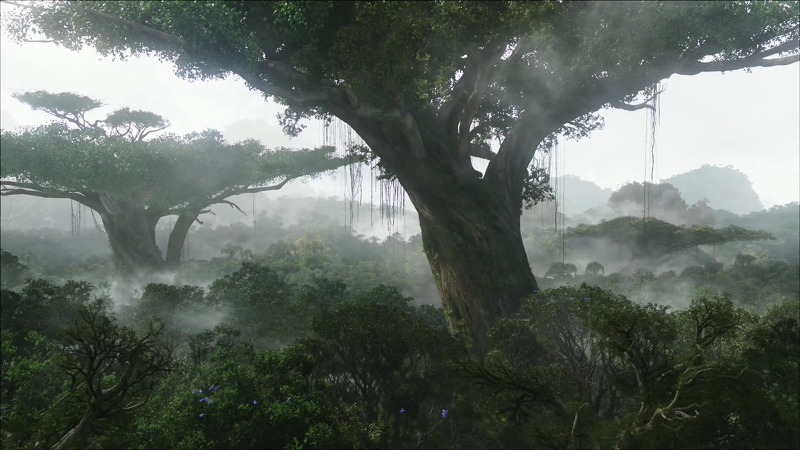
(1, 91, 351, 278)
(545, 262, 578, 280)
(585, 261, 605, 276)
(51, 309, 175, 449)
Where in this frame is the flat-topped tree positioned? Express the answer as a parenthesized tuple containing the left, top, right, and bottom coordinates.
(567, 216, 775, 262)
(6, 2, 797, 354)
(0, 91, 349, 278)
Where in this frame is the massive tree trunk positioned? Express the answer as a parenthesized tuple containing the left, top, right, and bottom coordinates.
(99, 206, 165, 277)
(406, 175, 538, 355)
(92, 193, 198, 280)
(338, 108, 549, 356)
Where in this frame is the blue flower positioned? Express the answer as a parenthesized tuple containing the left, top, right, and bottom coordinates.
(199, 413, 205, 417)
(253, 400, 258, 405)
(208, 399, 213, 404)
(192, 390, 196, 394)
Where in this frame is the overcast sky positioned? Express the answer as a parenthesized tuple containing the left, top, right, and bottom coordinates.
(1, 2, 798, 210)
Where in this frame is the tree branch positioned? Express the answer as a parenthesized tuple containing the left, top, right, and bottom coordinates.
(469, 144, 496, 161)
(214, 199, 246, 215)
(1, 181, 102, 210)
(49, 1, 188, 48)
(675, 40, 800, 75)
(611, 86, 666, 111)
(458, 42, 508, 162)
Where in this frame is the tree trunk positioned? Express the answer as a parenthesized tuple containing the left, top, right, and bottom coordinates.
(406, 178, 538, 356)
(332, 107, 546, 358)
(99, 205, 165, 278)
(50, 408, 98, 450)
(164, 213, 200, 284)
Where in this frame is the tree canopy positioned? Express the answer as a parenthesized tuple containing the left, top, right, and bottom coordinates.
(1, 90, 349, 274)
(567, 216, 775, 260)
(1, 90, 346, 217)
(5, 2, 797, 187)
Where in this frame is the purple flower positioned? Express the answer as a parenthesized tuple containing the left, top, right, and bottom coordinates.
(213, 385, 220, 391)
(583, 298, 590, 300)
(192, 390, 196, 394)
(199, 389, 203, 394)
(533, 290, 539, 293)
(208, 399, 213, 404)
(551, 310, 556, 312)
(199, 413, 205, 417)
(209, 384, 214, 390)
(253, 400, 258, 405)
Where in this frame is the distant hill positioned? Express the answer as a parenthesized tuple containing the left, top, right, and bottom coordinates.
(662, 165, 763, 215)
(552, 175, 612, 216)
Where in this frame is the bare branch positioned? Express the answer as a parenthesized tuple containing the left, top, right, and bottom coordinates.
(214, 199, 247, 215)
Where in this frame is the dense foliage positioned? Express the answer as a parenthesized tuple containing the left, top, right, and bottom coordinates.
(2, 271, 797, 449)
(2, 194, 798, 448)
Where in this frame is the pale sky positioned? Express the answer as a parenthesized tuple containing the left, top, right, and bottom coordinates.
(1, 2, 798, 210)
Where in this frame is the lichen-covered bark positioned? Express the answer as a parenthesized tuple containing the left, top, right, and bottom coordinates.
(406, 175, 538, 356)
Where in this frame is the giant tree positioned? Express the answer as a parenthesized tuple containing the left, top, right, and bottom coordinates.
(1, 91, 348, 278)
(6, 1, 797, 354)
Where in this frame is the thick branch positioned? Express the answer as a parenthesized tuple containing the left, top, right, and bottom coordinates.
(458, 42, 508, 162)
(1, 182, 103, 211)
(469, 144, 496, 161)
(676, 40, 800, 75)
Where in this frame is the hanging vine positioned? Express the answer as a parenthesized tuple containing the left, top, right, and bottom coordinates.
(70, 199, 81, 236)
(643, 82, 662, 237)
(324, 116, 405, 237)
